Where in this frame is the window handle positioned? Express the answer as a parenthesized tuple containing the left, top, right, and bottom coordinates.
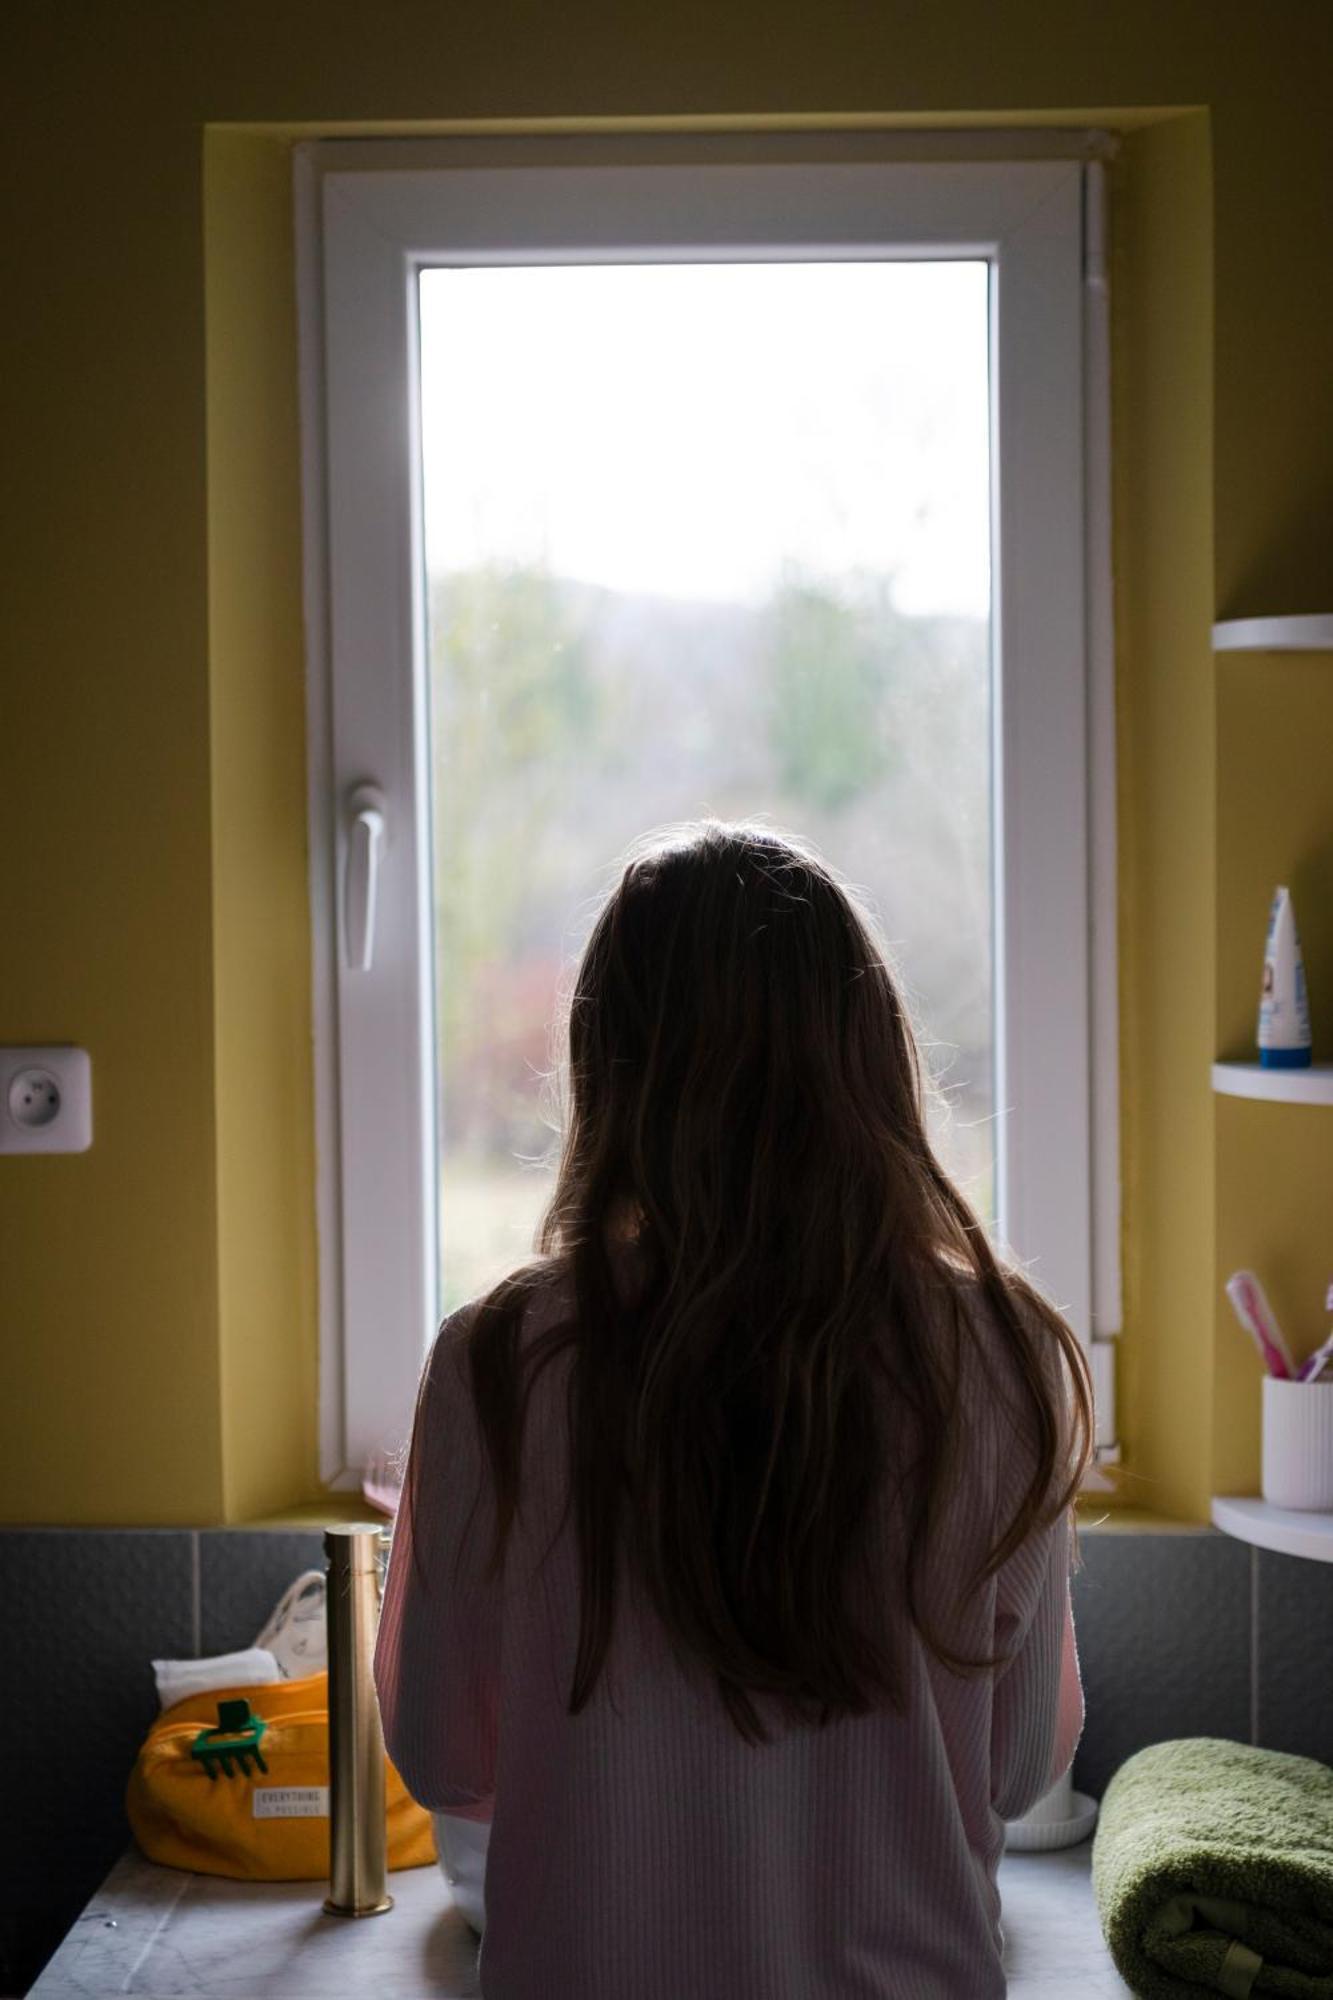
(344, 784, 386, 972)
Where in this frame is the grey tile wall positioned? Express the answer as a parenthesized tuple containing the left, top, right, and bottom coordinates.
(1254, 1546, 1333, 1766)
(197, 1530, 325, 1657)
(2, 1523, 1331, 1994)
(0, 1531, 195, 1997)
(1069, 1529, 1253, 1798)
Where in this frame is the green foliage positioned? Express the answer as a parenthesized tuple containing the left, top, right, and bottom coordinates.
(426, 555, 997, 1298)
(430, 563, 604, 1131)
(433, 561, 598, 769)
(761, 567, 903, 813)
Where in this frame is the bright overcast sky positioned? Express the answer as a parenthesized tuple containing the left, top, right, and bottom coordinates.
(419, 261, 990, 618)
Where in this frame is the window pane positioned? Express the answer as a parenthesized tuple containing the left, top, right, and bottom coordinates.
(419, 262, 993, 1312)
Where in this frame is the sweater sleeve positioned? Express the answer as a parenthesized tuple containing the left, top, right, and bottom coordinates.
(373, 1309, 501, 1823)
(989, 1506, 1084, 1820)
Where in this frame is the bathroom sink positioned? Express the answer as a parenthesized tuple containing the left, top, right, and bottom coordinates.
(30, 1839, 1129, 1996)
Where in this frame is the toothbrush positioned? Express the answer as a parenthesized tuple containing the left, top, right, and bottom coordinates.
(1298, 1332, 1333, 1384)
(1299, 1291, 1333, 1382)
(1225, 1270, 1297, 1379)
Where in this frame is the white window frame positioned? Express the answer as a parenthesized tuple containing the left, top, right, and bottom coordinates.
(295, 133, 1121, 1489)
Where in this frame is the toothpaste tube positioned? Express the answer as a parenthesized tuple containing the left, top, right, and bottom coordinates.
(1257, 886, 1313, 1069)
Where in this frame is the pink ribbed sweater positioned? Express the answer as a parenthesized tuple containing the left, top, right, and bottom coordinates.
(374, 1270, 1084, 1999)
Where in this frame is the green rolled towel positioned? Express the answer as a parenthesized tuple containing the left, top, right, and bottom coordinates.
(1092, 1738, 1333, 1998)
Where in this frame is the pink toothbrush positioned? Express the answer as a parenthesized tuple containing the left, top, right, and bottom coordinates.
(1298, 1299, 1333, 1383)
(1299, 1336, 1333, 1384)
(1225, 1270, 1297, 1379)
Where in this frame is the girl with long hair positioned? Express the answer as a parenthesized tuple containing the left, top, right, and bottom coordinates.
(374, 819, 1093, 1999)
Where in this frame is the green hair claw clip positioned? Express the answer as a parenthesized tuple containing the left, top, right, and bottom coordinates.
(190, 1698, 269, 1780)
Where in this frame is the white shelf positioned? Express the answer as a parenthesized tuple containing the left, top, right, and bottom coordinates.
(1211, 1496, 1333, 1563)
(1212, 614, 1333, 652)
(1212, 1061, 1333, 1105)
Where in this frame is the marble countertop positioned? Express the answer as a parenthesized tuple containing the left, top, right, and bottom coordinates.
(32, 1841, 1132, 1997)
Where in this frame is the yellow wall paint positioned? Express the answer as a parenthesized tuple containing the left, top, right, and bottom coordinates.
(2, 2, 1332, 1524)
(1212, 651, 1333, 1496)
(1108, 116, 1216, 1520)
(1214, 1098, 1333, 1494)
(205, 131, 321, 1521)
(0, 75, 225, 1524)
(1216, 656, 1333, 1067)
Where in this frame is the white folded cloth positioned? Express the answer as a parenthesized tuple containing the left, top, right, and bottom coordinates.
(153, 1647, 282, 1711)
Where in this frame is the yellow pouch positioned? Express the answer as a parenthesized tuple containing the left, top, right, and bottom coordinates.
(126, 1670, 437, 1879)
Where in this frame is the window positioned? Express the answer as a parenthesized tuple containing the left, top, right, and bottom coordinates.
(296, 134, 1120, 1488)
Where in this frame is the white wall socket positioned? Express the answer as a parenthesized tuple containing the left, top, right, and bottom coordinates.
(0, 1046, 93, 1154)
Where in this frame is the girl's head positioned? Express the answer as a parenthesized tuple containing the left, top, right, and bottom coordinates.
(545, 819, 936, 1268)
(459, 819, 1094, 1742)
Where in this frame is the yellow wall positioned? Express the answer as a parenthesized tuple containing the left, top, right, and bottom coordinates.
(1109, 114, 1216, 1518)
(1213, 654, 1333, 1495)
(205, 132, 320, 1521)
(3, 2, 1331, 1523)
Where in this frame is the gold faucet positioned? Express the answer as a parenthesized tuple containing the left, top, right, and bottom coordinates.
(323, 1524, 394, 1917)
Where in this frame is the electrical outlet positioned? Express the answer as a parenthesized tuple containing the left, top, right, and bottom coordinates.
(0, 1047, 92, 1154)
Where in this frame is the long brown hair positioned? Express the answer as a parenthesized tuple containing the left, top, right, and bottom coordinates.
(411, 820, 1093, 1743)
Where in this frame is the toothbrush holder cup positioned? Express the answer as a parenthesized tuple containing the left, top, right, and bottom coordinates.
(1261, 1378, 1333, 1511)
